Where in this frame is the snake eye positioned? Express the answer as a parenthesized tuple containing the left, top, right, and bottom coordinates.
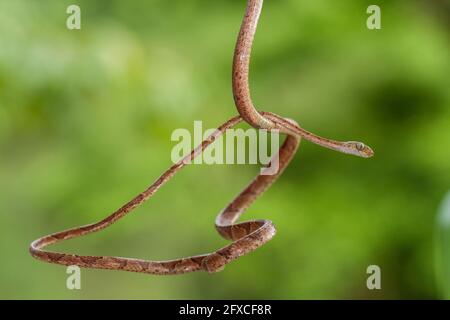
(355, 143, 365, 151)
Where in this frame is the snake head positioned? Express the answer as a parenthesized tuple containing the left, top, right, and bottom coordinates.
(342, 141, 374, 158)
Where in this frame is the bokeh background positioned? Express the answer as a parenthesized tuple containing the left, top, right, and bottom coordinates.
(0, 0, 449, 299)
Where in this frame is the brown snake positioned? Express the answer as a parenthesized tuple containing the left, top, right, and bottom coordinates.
(29, 0, 373, 275)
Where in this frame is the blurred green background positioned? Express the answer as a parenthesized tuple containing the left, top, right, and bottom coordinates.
(0, 0, 449, 299)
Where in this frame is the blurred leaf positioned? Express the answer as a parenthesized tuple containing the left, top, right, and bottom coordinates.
(436, 191, 450, 299)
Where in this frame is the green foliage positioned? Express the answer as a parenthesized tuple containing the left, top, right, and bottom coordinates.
(0, 0, 449, 299)
(436, 192, 450, 299)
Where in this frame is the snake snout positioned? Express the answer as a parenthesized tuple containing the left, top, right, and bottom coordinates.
(357, 143, 374, 158)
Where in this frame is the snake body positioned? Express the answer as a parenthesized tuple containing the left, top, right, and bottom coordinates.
(29, 0, 373, 275)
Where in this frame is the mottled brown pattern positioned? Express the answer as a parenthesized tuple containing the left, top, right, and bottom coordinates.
(29, 0, 373, 275)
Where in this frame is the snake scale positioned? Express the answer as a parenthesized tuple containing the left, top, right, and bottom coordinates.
(29, 0, 373, 275)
